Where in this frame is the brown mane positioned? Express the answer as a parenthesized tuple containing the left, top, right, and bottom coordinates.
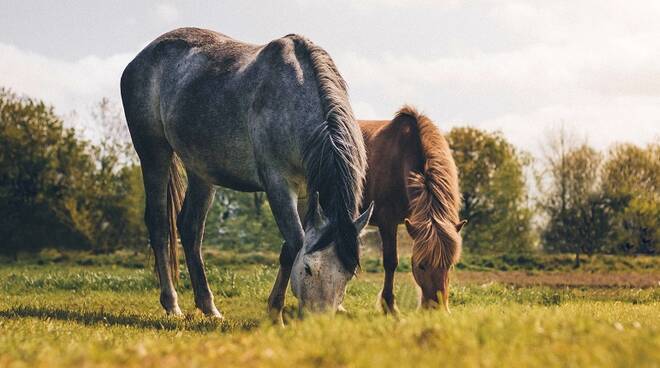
(398, 105, 462, 269)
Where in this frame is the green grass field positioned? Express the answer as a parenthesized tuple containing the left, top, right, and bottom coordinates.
(0, 251, 659, 367)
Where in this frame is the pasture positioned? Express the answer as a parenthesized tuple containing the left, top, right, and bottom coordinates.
(3, 4, 660, 368)
(1, 249, 658, 367)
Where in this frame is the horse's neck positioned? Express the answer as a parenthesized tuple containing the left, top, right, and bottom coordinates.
(361, 120, 425, 223)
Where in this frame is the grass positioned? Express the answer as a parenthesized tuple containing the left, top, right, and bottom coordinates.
(0, 250, 659, 367)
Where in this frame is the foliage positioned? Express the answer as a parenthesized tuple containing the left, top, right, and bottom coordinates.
(81, 99, 146, 252)
(2, 87, 658, 258)
(0, 89, 145, 256)
(539, 129, 659, 259)
(203, 189, 282, 251)
(539, 143, 610, 264)
(601, 143, 660, 254)
(447, 127, 534, 253)
(0, 88, 93, 255)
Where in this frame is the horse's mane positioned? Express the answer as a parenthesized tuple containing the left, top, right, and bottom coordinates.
(397, 105, 462, 269)
(286, 34, 367, 273)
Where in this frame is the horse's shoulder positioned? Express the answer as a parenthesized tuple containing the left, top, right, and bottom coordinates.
(259, 36, 300, 60)
(253, 36, 314, 85)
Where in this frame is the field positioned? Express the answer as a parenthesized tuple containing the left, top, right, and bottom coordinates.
(0, 249, 659, 367)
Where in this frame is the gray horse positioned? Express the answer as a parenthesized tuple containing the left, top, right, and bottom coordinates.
(120, 28, 373, 322)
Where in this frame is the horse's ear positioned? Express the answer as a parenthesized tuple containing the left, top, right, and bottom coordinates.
(455, 219, 467, 232)
(353, 201, 374, 232)
(312, 192, 328, 225)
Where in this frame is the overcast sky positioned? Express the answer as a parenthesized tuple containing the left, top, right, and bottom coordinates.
(1, 0, 659, 155)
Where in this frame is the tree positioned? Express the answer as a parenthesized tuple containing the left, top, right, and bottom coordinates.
(91, 97, 137, 166)
(82, 99, 145, 251)
(601, 143, 659, 254)
(447, 127, 534, 253)
(537, 127, 609, 266)
(0, 89, 93, 256)
(0, 89, 146, 257)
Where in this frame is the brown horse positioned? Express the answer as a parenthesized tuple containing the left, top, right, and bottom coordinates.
(360, 106, 466, 314)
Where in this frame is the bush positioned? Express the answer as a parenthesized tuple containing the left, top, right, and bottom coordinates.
(0, 89, 146, 257)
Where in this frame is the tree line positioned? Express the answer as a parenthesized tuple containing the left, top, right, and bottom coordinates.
(1, 89, 658, 261)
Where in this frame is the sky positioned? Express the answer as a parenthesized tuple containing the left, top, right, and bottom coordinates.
(1, 0, 659, 156)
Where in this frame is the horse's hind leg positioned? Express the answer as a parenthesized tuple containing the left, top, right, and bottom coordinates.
(378, 223, 400, 315)
(177, 173, 222, 318)
(140, 148, 183, 315)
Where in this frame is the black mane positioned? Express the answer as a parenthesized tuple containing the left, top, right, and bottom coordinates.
(287, 35, 367, 272)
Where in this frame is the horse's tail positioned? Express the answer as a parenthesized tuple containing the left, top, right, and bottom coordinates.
(166, 153, 186, 282)
(400, 105, 462, 270)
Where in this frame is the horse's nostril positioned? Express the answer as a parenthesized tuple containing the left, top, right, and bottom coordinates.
(304, 264, 312, 276)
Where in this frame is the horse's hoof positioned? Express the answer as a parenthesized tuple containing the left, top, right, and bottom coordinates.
(268, 308, 285, 327)
(205, 308, 224, 320)
(166, 306, 184, 317)
(197, 302, 224, 319)
(376, 290, 399, 316)
(382, 300, 400, 316)
(336, 304, 348, 314)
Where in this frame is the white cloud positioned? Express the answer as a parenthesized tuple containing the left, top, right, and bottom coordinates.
(155, 3, 179, 23)
(352, 100, 378, 119)
(334, 1, 660, 155)
(0, 42, 133, 137)
(297, 0, 459, 10)
(476, 100, 660, 156)
(491, 0, 660, 45)
(350, 0, 459, 10)
(3, 0, 660, 157)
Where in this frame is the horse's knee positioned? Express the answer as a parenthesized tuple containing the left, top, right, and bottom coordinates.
(383, 257, 398, 274)
(279, 242, 297, 268)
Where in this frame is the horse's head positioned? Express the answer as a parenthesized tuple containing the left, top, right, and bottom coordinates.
(291, 193, 373, 314)
(405, 219, 466, 312)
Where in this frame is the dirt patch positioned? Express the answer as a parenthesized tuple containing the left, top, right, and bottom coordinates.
(455, 271, 660, 288)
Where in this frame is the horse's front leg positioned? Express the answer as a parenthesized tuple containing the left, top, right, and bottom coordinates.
(261, 172, 304, 325)
(378, 223, 400, 315)
(178, 174, 222, 318)
(268, 243, 297, 324)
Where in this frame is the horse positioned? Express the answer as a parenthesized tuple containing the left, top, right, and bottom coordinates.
(359, 106, 466, 314)
(120, 27, 373, 323)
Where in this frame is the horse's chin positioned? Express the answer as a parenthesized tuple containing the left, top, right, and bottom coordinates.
(418, 290, 450, 313)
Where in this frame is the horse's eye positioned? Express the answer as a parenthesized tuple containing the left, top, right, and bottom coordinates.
(304, 264, 313, 276)
(418, 264, 426, 271)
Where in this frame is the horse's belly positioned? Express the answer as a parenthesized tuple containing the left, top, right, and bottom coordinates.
(166, 122, 263, 192)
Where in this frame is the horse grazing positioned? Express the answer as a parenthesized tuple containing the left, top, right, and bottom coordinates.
(360, 106, 465, 313)
(121, 28, 372, 322)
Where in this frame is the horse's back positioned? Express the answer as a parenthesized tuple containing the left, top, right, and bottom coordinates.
(121, 28, 260, 109)
(121, 28, 264, 189)
(121, 28, 325, 192)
